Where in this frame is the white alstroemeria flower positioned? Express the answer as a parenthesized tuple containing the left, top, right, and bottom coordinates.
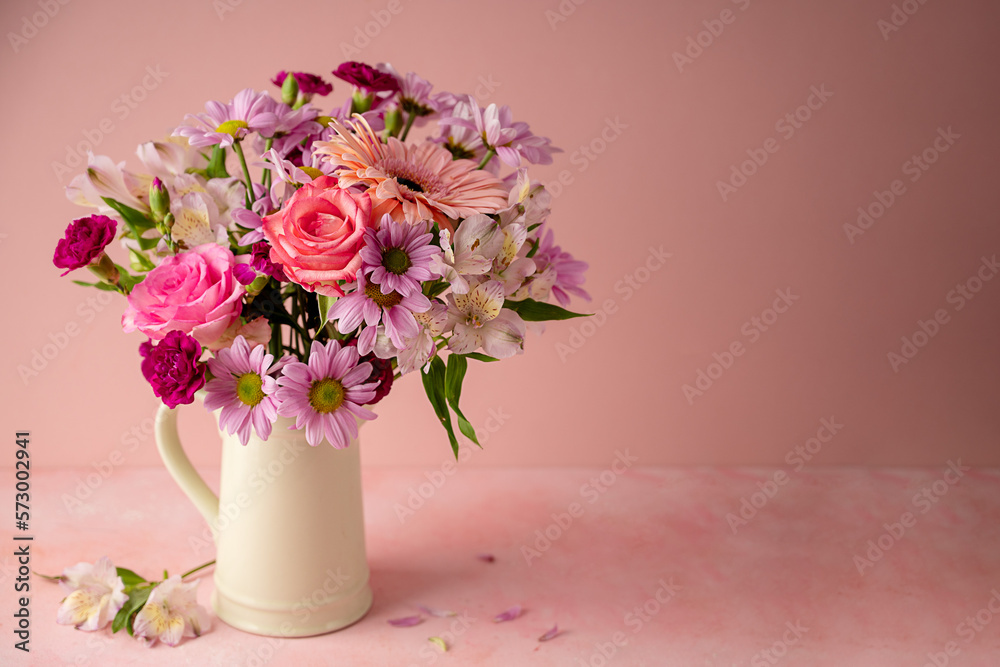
(168, 191, 228, 249)
(497, 168, 551, 230)
(132, 575, 210, 647)
(136, 138, 200, 180)
(387, 302, 451, 375)
(56, 556, 128, 631)
(430, 214, 504, 295)
(447, 280, 525, 359)
(491, 222, 536, 296)
(66, 153, 151, 213)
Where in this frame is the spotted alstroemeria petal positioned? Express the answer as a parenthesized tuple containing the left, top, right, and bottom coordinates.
(493, 605, 522, 623)
(538, 624, 560, 641)
(388, 615, 423, 627)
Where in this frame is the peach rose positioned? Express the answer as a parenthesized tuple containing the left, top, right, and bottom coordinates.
(262, 176, 371, 297)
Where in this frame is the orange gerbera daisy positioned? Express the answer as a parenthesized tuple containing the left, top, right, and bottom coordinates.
(315, 115, 508, 231)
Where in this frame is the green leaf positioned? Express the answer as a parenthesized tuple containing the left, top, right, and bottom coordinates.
(116, 567, 147, 587)
(460, 353, 499, 363)
(503, 298, 589, 322)
(112, 585, 152, 635)
(317, 294, 337, 330)
(445, 354, 479, 447)
(423, 280, 449, 299)
(114, 264, 145, 294)
(206, 145, 230, 178)
(129, 249, 156, 272)
(422, 356, 459, 457)
(100, 197, 158, 250)
(525, 238, 540, 258)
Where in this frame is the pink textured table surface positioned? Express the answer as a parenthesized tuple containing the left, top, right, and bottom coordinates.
(2, 466, 1000, 666)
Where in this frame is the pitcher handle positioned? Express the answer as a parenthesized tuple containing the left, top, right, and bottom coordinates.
(155, 396, 219, 537)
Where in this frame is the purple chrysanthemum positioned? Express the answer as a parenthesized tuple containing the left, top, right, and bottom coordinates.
(173, 88, 279, 148)
(328, 272, 431, 354)
(531, 224, 590, 306)
(275, 340, 378, 448)
(360, 214, 439, 297)
(204, 335, 284, 445)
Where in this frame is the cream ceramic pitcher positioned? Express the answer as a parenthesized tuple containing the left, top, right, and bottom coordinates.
(155, 396, 373, 637)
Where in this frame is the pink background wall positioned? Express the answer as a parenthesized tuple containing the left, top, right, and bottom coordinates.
(2, 0, 998, 470)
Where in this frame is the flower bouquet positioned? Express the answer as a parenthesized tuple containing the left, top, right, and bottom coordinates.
(49, 61, 589, 644)
(55, 60, 589, 453)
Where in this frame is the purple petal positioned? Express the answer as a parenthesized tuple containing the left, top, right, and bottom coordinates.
(493, 605, 522, 623)
(388, 615, 423, 627)
(417, 605, 457, 618)
(476, 553, 495, 563)
(538, 624, 561, 641)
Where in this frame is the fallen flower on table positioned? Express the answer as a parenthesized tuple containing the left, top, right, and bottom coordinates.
(54, 556, 127, 631)
(133, 575, 210, 647)
(476, 553, 496, 563)
(387, 615, 424, 627)
(43, 557, 214, 647)
(493, 605, 522, 622)
(417, 604, 457, 618)
(428, 636, 448, 651)
(538, 624, 561, 641)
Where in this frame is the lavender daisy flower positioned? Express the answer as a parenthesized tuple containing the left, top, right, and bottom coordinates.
(204, 335, 284, 445)
(275, 340, 378, 448)
(328, 272, 431, 354)
(529, 224, 590, 306)
(360, 214, 439, 297)
(174, 89, 278, 148)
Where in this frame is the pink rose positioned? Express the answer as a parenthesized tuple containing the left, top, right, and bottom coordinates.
(122, 243, 244, 348)
(262, 175, 371, 297)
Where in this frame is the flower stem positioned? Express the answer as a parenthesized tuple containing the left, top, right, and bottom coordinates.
(261, 137, 274, 189)
(232, 140, 255, 209)
(477, 148, 496, 170)
(399, 112, 417, 142)
(181, 560, 215, 580)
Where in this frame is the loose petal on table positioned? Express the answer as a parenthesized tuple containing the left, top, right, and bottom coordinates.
(428, 636, 448, 651)
(493, 605, 522, 622)
(417, 604, 457, 618)
(388, 615, 423, 627)
(476, 553, 495, 562)
(539, 624, 560, 641)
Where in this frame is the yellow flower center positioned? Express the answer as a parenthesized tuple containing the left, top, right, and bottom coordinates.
(236, 373, 265, 407)
(309, 378, 345, 414)
(364, 281, 404, 308)
(216, 120, 249, 137)
(299, 166, 324, 180)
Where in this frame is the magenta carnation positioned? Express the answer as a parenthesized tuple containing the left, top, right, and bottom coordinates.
(272, 71, 333, 97)
(139, 331, 206, 408)
(53, 215, 117, 276)
(332, 61, 399, 93)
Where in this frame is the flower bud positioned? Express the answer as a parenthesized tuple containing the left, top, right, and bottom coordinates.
(281, 73, 299, 106)
(383, 107, 403, 137)
(150, 177, 170, 221)
(351, 90, 374, 114)
(88, 252, 120, 286)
